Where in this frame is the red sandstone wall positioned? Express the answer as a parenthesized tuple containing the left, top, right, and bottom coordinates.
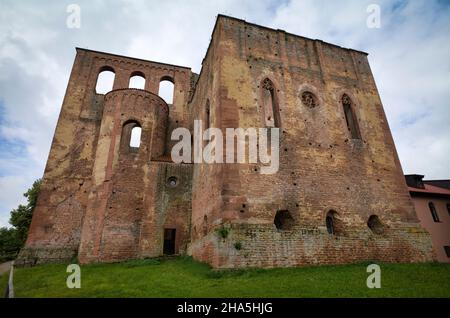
(21, 48, 194, 264)
(21, 15, 434, 268)
(187, 15, 434, 267)
(189, 223, 433, 269)
(189, 27, 225, 242)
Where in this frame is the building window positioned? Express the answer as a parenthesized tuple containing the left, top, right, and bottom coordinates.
(274, 210, 294, 230)
(367, 215, 384, 234)
(159, 76, 174, 104)
(326, 210, 342, 235)
(128, 72, 146, 89)
(95, 67, 115, 94)
(129, 126, 142, 148)
(429, 202, 440, 222)
(447, 203, 450, 216)
(301, 91, 318, 109)
(167, 176, 178, 188)
(326, 214, 334, 235)
(121, 120, 142, 153)
(261, 78, 280, 128)
(205, 100, 210, 130)
(444, 246, 450, 258)
(341, 94, 360, 139)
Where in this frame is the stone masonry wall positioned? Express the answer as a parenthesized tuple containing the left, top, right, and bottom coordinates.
(187, 15, 434, 267)
(189, 222, 433, 269)
(20, 15, 434, 267)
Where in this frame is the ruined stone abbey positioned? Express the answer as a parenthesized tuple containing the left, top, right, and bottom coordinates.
(18, 15, 435, 268)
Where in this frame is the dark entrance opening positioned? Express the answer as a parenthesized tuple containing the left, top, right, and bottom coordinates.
(163, 229, 176, 255)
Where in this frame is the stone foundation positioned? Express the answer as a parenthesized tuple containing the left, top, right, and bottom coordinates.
(15, 246, 78, 267)
(188, 223, 435, 269)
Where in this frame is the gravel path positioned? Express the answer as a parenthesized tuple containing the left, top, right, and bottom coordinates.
(0, 261, 13, 276)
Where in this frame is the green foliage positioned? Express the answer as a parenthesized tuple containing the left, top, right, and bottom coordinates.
(24, 179, 41, 209)
(216, 226, 229, 239)
(0, 227, 21, 262)
(9, 257, 450, 297)
(0, 179, 41, 261)
(234, 242, 242, 250)
(9, 204, 33, 246)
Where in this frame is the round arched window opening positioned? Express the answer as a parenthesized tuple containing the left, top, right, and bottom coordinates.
(167, 176, 178, 188)
(274, 210, 294, 231)
(301, 91, 318, 109)
(367, 215, 384, 234)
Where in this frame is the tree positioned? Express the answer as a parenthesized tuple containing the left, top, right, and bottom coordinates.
(0, 179, 41, 262)
(0, 227, 21, 262)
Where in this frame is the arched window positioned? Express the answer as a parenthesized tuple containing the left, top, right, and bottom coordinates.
(121, 120, 141, 153)
(341, 94, 360, 139)
(274, 210, 294, 230)
(129, 72, 145, 89)
(326, 210, 342, 235)
(429, 202, 440, 222)
(205, 100, 210, 130)
(326, 214, 334, 235)
(95, 67, 115, 94)
(130, 126, 142, 148)
(159, 77, 174, 104)
(261, 78, 280, 128)
(367, 215, 384, 234)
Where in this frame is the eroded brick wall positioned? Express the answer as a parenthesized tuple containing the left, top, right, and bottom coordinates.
(19, 48, 194, 265)
(187, 15, 434, 267)
(189, 223, 433, 269)
(20, 15, 434, 267)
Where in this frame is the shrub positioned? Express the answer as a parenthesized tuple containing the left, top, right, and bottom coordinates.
(216, 226, 229, 239)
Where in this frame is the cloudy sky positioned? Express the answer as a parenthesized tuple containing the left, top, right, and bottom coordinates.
(0, 0, 449, 227)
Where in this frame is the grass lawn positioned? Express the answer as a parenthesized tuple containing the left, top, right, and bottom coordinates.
(0, 272, 8, 296)
(4, 257, 450, 298)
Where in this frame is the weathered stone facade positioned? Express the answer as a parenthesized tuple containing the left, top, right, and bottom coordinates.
(18, 15, 434, 267)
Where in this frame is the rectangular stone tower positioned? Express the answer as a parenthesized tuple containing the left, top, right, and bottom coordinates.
(187, 15, 434, 268)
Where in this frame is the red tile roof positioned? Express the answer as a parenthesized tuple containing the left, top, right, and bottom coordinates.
(408, 183, 450, 196)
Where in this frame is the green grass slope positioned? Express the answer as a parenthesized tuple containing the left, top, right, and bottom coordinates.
(10, 257, 450, 298)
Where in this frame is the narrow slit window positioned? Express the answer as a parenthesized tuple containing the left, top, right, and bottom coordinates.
(261, 78, 280, 128)
(205, 100, 210, 130)
(326, 215, 334, 234)
(429, 202, 440, 222)
(342, 94, 360, 139)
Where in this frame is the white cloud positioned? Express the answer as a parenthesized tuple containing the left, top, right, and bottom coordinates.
(0, 0, 449, 227)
